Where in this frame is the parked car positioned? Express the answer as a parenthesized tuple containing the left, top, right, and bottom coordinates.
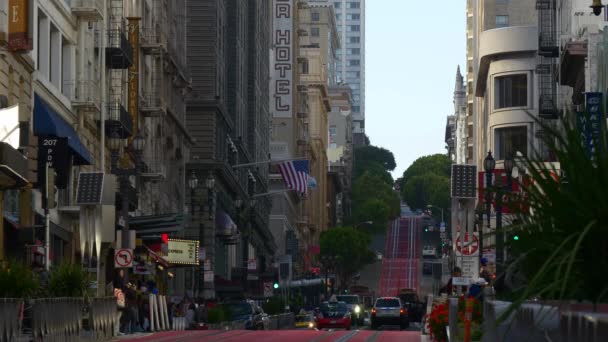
(315, 301, 352, 330)
(371, 297, 408, 330)
(224, 300, 269, 330)
(398, 289, 424, 323)
(295, 312, 316, 329)
(336, 295, 364, 325)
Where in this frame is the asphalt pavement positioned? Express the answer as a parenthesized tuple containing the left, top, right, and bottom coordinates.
(115, 327, 421, 342)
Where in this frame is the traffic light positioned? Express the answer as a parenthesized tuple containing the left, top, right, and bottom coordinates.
(512, 234, 520, 241)
(424, 227, 429, 232)
(273, 282, 279, 289)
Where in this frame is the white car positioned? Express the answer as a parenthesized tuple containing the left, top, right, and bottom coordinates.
(371, 297, 409, 330)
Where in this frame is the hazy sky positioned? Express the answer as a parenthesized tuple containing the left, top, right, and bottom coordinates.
(365, 0, 466, 178)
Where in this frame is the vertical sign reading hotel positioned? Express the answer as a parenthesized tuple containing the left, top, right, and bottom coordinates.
(127, 18, 140, 138)
(272, 0, 293, 118)
(8, 0, 30, 51)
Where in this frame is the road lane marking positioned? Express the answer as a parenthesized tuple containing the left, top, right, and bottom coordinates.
(334, 330, 359, 342)
(365, 331, 381, 342)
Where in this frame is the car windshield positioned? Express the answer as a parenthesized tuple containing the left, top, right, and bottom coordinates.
(375, 298, 400, 307)
(336, 296, 359, 304)
(224, 302, 253, 318)
(320, 302, 348, 318)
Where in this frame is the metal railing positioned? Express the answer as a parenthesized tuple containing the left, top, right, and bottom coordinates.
(63, 80, 101, 110)
(0, 298, 23, 342)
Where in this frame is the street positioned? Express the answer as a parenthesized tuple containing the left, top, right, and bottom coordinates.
(116, 329, 421, 342)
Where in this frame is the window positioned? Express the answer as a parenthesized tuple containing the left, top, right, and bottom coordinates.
(352, 105, 360, 112)
(347, 25, 360, 32)
(348, 2, 360, 9)
(311, 12, 320, 21)
(494, 74, 527, 109)
(349, 36, 360, 43)
(347, 13, 360, 20)
(347, 48, 360, 55)
(348, 59, 360, 66)
(495, 15, 509, 28)
(336, 14, 342, 20)
(334, 2, 341, 9)
(301, 59, 309, 74)
(495, 126, 527, 160)
(311, 27, 320, 37)
(329, 125, 337, 143)
(346, 71, 360, 78)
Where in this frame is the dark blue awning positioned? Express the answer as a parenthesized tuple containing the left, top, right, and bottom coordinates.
(33, 94, 93, 165)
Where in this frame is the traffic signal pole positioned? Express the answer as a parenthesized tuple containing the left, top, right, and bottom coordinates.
(44, 162, 50, 271)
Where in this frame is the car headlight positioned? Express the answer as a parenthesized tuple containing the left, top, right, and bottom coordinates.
(308, 322, 314, 328)
(354, 305, 361, 314)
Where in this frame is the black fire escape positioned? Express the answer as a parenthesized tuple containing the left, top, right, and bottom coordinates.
(536, 0, 559, 119)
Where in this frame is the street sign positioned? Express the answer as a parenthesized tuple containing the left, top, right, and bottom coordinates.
(440, 222, 446, 232)
(263, 282, 274, 297)
(455, 233, 479, 256)
(37, 136, 69, 188)
(114, 248, 133, 268)
(457, 257, 479, 281)
(453, 277, 471, 286)
(451, 164, 477, 198)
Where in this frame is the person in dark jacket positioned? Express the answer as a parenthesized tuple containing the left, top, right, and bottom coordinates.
(439, 267, 467, 295)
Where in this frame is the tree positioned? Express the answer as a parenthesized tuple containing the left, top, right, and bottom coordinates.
(400, 154, 451, 212)
(354, 146, 397, 172)
(353, 160, 393, 185)
(320, 227, 375, 291)
(351, 171, 401, 232)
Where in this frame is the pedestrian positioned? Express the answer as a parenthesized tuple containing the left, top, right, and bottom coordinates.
(479, 258, 492, 283)
(439, 267, 466, 295)
(467, 278, 488, 301)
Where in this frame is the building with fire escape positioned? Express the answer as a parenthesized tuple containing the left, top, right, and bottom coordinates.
(186, 0, 276, 299)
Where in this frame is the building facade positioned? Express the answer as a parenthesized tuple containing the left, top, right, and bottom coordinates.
(186, 0, 276, 299)
(310, 0, 365, 146)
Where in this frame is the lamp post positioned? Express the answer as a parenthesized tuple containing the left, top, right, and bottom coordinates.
(591, 0, 604, 16)
(483, 151, 496, 270)
(498, 157, 514, 272)
(109, 133, 145, 250)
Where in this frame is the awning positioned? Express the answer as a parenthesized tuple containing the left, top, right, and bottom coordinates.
(127, 213, 183, 236)
(33, 94, 94, 165)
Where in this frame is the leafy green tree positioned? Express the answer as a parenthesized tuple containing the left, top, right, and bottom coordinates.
(400, 154, 451, 212)
(354, 146, 396, 173)
(351, 171, 401, 232)
(353, 160, 393, 184)
(320, 227, 375, 291)
(401, 173, 450, 212)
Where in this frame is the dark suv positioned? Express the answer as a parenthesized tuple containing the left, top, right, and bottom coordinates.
(371, 297, 408, 330)
(224, 300, 269, 330)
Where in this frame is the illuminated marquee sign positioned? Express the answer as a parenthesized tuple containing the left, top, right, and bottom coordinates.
(271, 0, 293, 118)
(166, 239, 199, 265)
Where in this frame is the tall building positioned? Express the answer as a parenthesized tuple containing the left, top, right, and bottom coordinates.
(310, 0, 365, 145)
(186, 0, 276, 299)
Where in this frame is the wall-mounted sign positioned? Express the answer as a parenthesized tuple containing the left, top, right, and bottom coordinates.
(8, 0, 31, 51)
(166, 239, 199, 265)
(271, 0, 293, 118)
(37, 136, 70, 189)
(577, 92, 605, 160)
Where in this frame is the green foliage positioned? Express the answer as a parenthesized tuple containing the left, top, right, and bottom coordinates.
(351, 171, 400, 232)
(401, 173, 450, 211)
(320, 226, 375, 289)
(499, 116, 608, 319)
(48, 263, 91, 298)
(0, 260, 40, 298)
(263, 297, 286, 315)
(354, 145, 396, 172)
(400, 154, 451, 212)
(353, 161, 393, 184)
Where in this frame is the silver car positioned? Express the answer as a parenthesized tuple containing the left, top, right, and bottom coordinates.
(371, 297, 409, 330)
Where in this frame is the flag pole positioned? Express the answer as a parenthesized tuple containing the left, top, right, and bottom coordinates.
(252, 189, 297, 198)
(232, 157, 308, 169)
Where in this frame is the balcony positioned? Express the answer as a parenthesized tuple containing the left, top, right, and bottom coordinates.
(140, 161, 166, 182)
(63, 80, 100, 112)
(104, 103, 133, 138)
(140, 25, 166, 54)
(70, 0, 103, 20)
(140, 92, 164, 117)
(106, 29, 133, 69)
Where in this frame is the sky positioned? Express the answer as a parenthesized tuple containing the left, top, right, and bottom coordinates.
(365, 0, 466, 179)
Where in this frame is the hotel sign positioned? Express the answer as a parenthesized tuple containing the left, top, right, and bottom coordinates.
(166, 239, 199, 265)
(577, 92, 604, 160)
(8, 0, 31, 51)
(271, 0, 293, 118)
(127, 18, 140, 138)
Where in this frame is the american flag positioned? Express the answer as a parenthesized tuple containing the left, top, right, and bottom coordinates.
(278, 160, 310, 195)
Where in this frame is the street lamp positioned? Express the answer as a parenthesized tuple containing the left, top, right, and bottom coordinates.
(205, 172, 215, 220)
(354, 221, 373, 229)
(591, 0, 604, 16)
(483, 151, 495, 271)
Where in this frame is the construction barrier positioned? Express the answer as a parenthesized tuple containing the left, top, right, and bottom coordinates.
(87, 297, 119, 340)
(31, 298, 84, 342)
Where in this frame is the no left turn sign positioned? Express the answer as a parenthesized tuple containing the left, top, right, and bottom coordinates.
(114, 248, 134, 268)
